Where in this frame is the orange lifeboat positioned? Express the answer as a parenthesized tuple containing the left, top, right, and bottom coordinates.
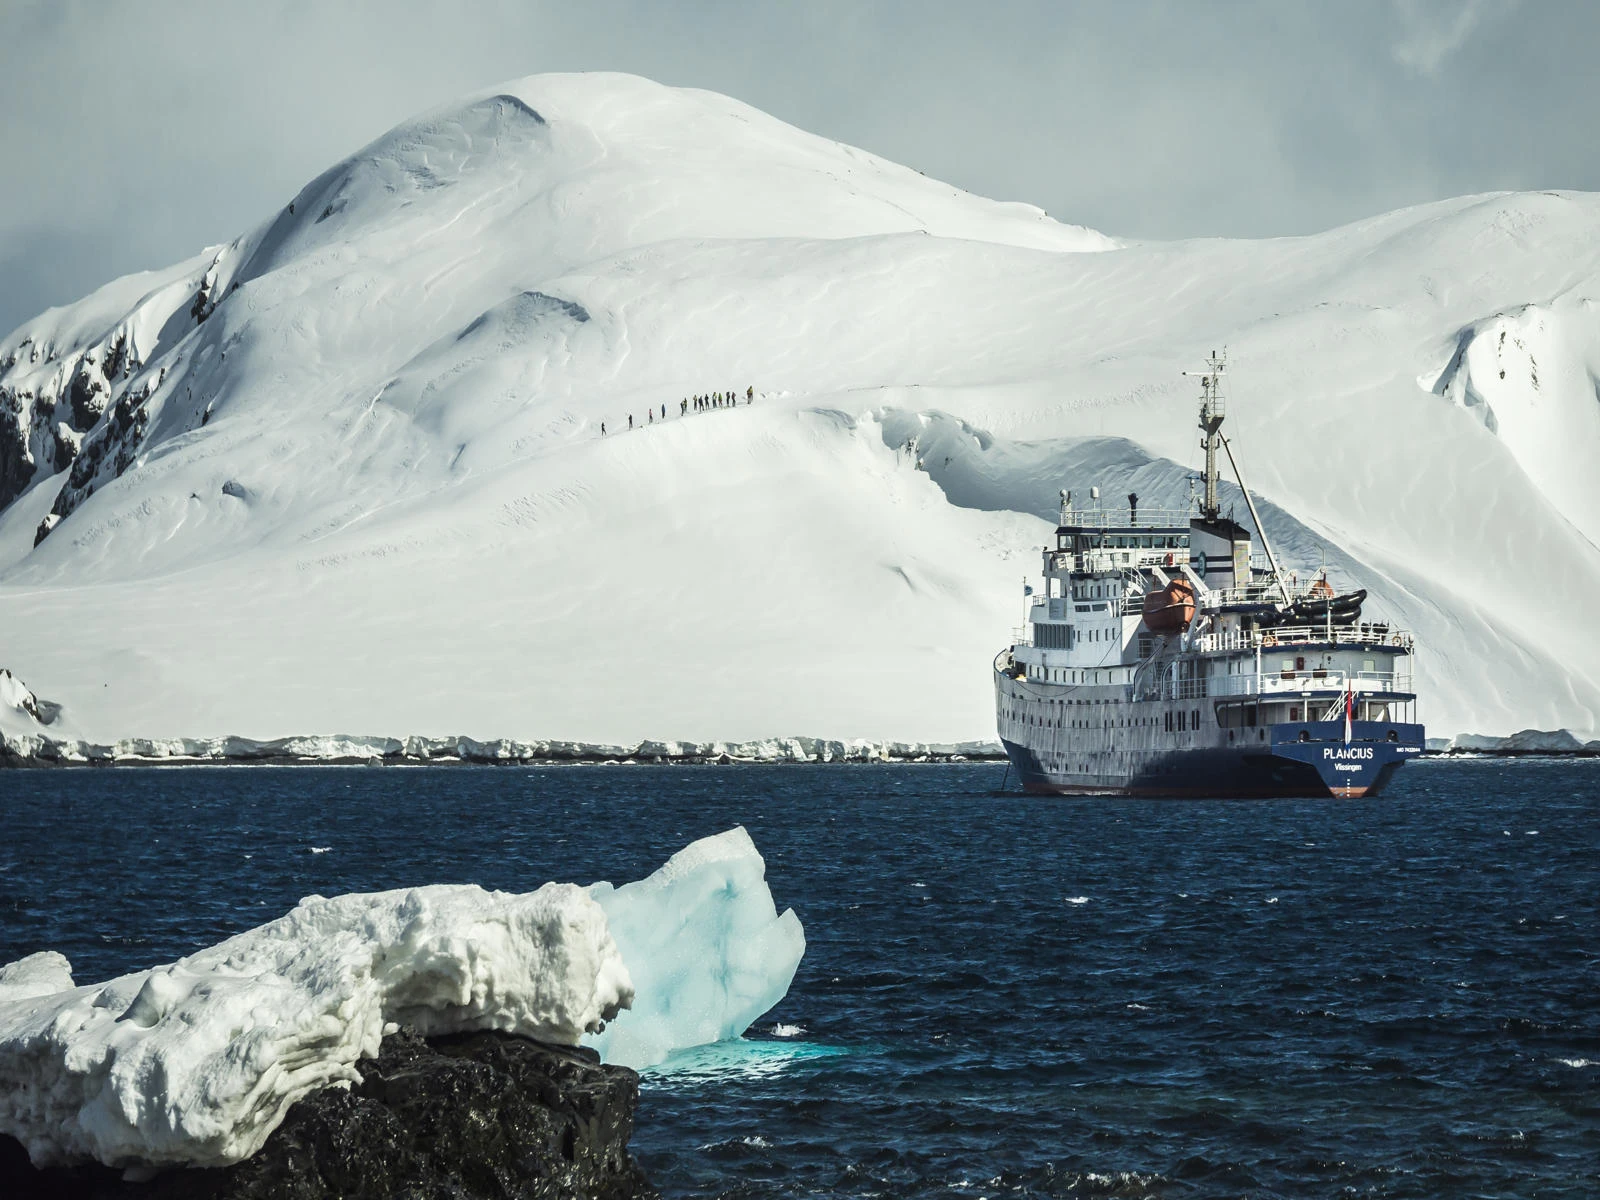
(1141, 577, 1196, 635)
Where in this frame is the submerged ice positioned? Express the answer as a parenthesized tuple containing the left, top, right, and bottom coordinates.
(0, 827, 803, 1169)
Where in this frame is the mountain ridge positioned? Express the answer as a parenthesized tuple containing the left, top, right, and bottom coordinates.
(0, 71, 1596, 743)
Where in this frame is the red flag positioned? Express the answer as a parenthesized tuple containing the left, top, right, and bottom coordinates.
(1344, 682, 1354, 745)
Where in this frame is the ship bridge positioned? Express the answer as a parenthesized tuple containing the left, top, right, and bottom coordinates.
(1048, 503, 1192, 576)
(1048, 500, 1253, 593)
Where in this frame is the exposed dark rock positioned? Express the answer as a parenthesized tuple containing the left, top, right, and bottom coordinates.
(2, 326, 151, 531)
(0, 389, 32, 510)
(0, 1029, 656, 1200)
(67, 364, 108, 430)
(36, 381, 155, 544)
(103, 334, 130, 384)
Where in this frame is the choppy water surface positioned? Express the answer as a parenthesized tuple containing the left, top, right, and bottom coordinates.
(2, 759, 1597, 1198)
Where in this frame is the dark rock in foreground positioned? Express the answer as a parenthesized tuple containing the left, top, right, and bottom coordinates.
(0, 1029, 657, 1199)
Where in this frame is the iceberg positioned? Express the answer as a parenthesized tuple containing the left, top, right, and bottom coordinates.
(587, 827, 806, 1070)
(0, 828, 805, 1170)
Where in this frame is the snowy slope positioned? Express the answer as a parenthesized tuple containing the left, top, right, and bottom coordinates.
(0, 72, 1596, 743)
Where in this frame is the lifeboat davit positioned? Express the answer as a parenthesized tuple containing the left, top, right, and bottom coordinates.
(1141, 577, 1196, 635)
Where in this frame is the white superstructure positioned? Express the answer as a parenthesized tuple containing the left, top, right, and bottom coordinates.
(995, 354, 1425, 797)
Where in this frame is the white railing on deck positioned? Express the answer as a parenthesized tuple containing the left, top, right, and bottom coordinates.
(1188, 624, 1411, 652)
(1158, 670, 1415, 701)
(1057, 506, 1194, 529)
(1047, 549, 1190, 576)
(1257, 625, 1412, 650)
(1205, 583, 1281, 607)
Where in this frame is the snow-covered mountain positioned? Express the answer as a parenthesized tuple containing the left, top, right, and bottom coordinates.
(2, 72, 1597, 744)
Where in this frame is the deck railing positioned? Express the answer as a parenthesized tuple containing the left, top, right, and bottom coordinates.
(1156, 669, 1414, 701)
(1046, 549, 1191, 576)
(1056, 505, 1194, 529)
(1255, 625, 1412, 650)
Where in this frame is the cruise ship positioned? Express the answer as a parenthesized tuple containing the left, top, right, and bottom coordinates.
(994, 353, 1424, 797)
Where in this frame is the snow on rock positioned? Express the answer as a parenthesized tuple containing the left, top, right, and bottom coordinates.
(0, 73, 1597, 742)
(0, 881, 630, 1169)
(0, 828, 809, 1171)
(0, 668, 61, 738)
(586, 827, 805, 1070)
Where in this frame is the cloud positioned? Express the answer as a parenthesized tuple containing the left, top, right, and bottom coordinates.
(0, 0, 1596, 336)
(1390, 0, 1516, 76)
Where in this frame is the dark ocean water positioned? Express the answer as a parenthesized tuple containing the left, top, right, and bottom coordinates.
(1, 759, 1597, 1198)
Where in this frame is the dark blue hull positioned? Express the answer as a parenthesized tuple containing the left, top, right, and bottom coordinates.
(1003, 720, 1425, 797)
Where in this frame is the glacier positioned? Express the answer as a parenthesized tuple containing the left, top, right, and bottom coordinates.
(0, 827, 802, 1169)
(0, 71, 1596, 742)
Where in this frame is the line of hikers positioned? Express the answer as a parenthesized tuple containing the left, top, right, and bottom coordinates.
(600, 386, 755, 435)
(689, 386, 754, 414)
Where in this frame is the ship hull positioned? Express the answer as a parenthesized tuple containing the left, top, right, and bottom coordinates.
(1002, 728, 1420, 798)
(996, 666, 1423, 798)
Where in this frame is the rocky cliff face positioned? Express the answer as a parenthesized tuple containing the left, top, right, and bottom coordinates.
(0, 328, 142, 514)
(0, 281, 190, 546)
(0, 1030, 657, 1199)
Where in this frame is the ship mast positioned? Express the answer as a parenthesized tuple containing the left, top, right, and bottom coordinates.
(1195, 349, 1226, 521)
(1185, 349, 1294, 606)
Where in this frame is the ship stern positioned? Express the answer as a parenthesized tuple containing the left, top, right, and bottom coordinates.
(1266, 720, 1425, 797)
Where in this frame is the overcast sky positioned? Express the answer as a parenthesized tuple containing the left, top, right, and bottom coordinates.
(2, 0, 1592, 337)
